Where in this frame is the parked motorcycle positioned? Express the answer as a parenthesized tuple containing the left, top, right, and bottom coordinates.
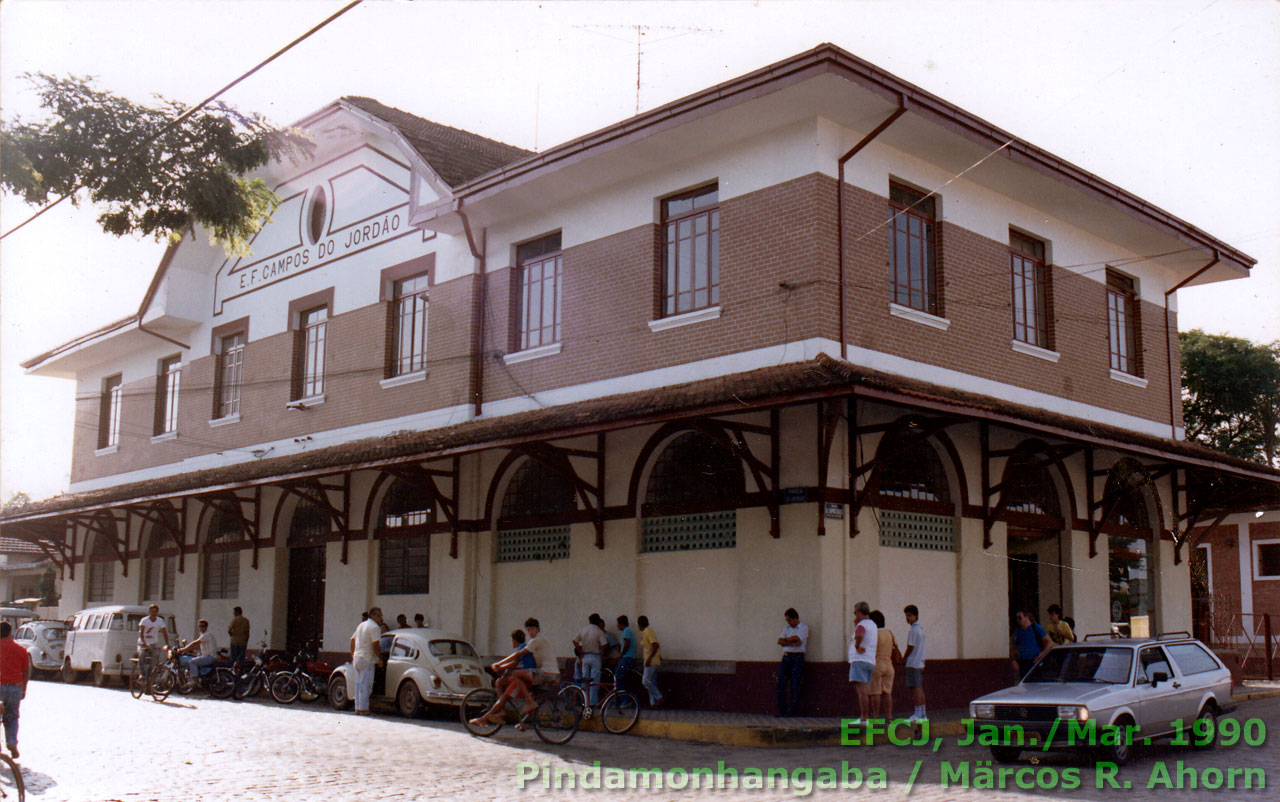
(268, 640, 331, 705)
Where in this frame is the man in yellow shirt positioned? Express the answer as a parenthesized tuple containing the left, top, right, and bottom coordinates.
(1046, 604, 1075, 645)
(638, 615, 664, 708)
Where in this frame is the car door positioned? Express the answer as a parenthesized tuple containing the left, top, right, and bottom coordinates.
(1164, 641, 1223, 721)
(385, 637, 415, 698)
(1135, 645, 1183, 736)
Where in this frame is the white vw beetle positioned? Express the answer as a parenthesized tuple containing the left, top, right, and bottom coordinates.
(328, 628, 491, 717)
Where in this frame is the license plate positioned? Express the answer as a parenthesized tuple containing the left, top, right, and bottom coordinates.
(460, 674, 481, 687)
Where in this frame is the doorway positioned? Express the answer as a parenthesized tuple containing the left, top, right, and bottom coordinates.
(1007, 528, 1064, 628)
(286, 545, 326, 654)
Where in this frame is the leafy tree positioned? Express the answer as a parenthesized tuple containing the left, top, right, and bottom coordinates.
(1, 73, 312, 254)
(2, 492, 31, 514)
(1181, 329, 1280, 467)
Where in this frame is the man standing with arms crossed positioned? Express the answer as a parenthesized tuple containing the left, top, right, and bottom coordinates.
(776, 608, 808, 717)
(350, 607, 384, 715)
(1, 622, 31, 758)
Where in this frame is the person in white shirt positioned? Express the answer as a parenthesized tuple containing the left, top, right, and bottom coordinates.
(776, 607, 809, 717)
(847, 600, 877, 725)
(137, 605, 169, 679)
(573, 614, 609, 707)
(349, 607, 384, 715)
(177, 619, 219, 676)
(902, 604, 928, 722)
(470, 617, 557, 728)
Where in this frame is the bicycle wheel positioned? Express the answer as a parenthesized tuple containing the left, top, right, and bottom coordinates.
(533, 693, 581, 745)
(150, 666, 174, 701)
(0, 753, 25, 802)
(601, 690, 641, 734)
(461, 688, 503, 737)
(129, 662, 146, 699)
(270, 673, 301, 704)
(558, 683, 587, 714)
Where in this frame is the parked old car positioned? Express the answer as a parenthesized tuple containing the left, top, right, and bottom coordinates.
(12, 619, 68, 678)
(328, 628, 491, 717)
(63, 605, 180, 686)
(968, 633, 1234, 764)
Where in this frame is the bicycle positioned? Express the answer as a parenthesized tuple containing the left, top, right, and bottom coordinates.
(128, 647, 173, 702)
(0, 702, 23, 802)
(460, 678, 581, 745)
(560, 666, 641, 734)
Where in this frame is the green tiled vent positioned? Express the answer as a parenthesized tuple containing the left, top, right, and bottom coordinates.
(878, 510, 956, 551)
(497, 526, 570, 563)
(641, 511, 736, 553)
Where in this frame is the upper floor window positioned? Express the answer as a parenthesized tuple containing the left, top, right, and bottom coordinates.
(1106, 268, 1140, 375)
(888, 182, 938, 315)
(661, 184, 720, 317)
(1010, 231, 1051, 349)
(514, 233, 563, 350)
(215, 332, 246, 418)
(98, 374, 123, 449)
(391, 274, 429, 376)
(154, 355, 181, 436)
(294, 306, 328, 399)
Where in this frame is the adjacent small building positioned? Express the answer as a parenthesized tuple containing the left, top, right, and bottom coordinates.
(4, 44, 1277, 713)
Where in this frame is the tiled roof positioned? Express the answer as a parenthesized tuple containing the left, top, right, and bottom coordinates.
(342, 96, 533, 188)
(0, 536, 46, 555)
(3, 354, 1277, 523)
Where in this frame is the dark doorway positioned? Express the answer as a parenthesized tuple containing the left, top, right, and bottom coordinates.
(1190, 546, 1211, 642)
(286, 545, 326, 654)
(1008, 555, 1040, 629)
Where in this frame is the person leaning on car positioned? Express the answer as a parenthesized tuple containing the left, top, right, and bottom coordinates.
(1010, 610, 1052, 681)
(349, 607, 384, 716)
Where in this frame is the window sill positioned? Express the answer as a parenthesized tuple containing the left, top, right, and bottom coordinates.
(150, 431, 178, 444)
(288, 394, 326, 410)
(209, 413, 241, 428)
(649, 305, 721, 332)
(503, 342, 562, 365)
(1109, 369, 1148, 389)
(380, 370, 427, 389)
(888, 303, 950, 331)
(94, 444, 119, 457)
(1011, 339, 1061, 363)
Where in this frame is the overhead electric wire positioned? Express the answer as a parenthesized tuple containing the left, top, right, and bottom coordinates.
(0, 0, 365, 241)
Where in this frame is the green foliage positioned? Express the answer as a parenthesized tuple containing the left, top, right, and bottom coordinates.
(1, 73, 312, 254)
(1181, 329, 1280, 467)
(2, 492, 31, 514)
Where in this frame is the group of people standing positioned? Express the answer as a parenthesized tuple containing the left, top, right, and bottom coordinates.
(775, 602, 927, 723)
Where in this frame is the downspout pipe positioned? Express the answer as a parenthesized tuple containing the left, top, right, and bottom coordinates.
(1164, 251, 1218, 440)
(457, 201, 487, 416)
(837, 99, 907, 361)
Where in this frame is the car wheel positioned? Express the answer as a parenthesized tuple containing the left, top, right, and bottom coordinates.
(1192, 705, 1217, 751)
(329, 675, 352, 710)
(397, 680, 423, 718)
(989, 746, 1022, 763)
(91, 663, 107, 688)
(1098, 716, 1135, 766)
(61, 661, 80, 684)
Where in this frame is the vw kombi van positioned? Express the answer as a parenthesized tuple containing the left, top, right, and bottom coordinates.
(63, 605, 179, 686)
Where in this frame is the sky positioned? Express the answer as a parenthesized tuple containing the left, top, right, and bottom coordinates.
(1, 0, 1277, 503)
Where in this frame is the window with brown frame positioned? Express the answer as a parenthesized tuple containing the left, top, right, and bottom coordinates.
(513, 233, 563, 350)
(293, 306, 328, 399)
(202, 506, 242, 599)
(154, 355, 181, 436)
(1106, 268, 1141, 375)
(888, 183, 939, 315)
(661, 184, 720, 317)
(1010, 231, 1051, 349)
(86, 532, 116, 603)
(98, 374, 123, 449)
(214, 332, 246, 418)
(377, 481, 433, 594)
(143, 524, 177, 601)
(390, 274, 429, 376)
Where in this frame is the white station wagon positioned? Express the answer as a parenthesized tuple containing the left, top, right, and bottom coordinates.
(968, 633, 1234, 764)
(328, 628, 491, 717)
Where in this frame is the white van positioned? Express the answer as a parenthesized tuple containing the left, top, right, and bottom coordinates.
(0, 606, 37, 632)
(63, 605, 179, 686)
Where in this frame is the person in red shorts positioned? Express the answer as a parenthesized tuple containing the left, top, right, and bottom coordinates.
(0, 621, 32, 759)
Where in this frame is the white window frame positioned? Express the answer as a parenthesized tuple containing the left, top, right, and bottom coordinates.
(1252, 538, 1280, 581)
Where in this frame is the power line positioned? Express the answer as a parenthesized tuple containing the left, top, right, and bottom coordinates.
(0, 0, 365, 241)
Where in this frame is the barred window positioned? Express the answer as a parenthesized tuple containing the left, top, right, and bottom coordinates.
(497, 459, 577, 563)
(391, 274, 429, 376)
(1002, 451, 1062, 518)
(641, 431, 743, 553)
(377, 480, 433, 594)
(515, 234, 562, 350)
(877, 433, 951, 505)
(202, 505, 242, 599)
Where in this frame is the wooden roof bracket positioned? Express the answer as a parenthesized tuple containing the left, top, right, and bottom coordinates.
(514, 434, 607, 549)
(385, 458, 462, 558)
(816, 399, 843, 536)
(689, 410, 780, 537)
(126, 501, 188, 573)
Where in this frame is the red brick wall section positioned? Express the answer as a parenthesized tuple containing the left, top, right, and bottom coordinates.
(842, 181, 1178, 426)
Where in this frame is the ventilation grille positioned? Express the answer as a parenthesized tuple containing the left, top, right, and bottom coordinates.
(641, 511, 736, 553)
(879, 510, 956, 551)
(496, 526, 570, 563)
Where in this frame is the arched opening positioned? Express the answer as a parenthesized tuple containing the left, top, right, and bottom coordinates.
(871, 422, 958, 552)
(142, 504, 179, 602)
(1104, 460, 1161, 636)
(640, 430, 744, 553)
(1000, 444, 1070, 627)
(376, 479, 434, 591)
(85, 519, 117, 604)
(285, 498, 330, 653)
(202, 501, 243, 600)
(495, 458, 575, 562)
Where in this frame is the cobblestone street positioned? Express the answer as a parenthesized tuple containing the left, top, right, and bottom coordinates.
(6, 682, 1277, 801)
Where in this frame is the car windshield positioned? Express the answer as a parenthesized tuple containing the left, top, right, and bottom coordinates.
(42, 625, 67, 642)
(429, 640, 478, 659)
(1023, 647, 1132, 684)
